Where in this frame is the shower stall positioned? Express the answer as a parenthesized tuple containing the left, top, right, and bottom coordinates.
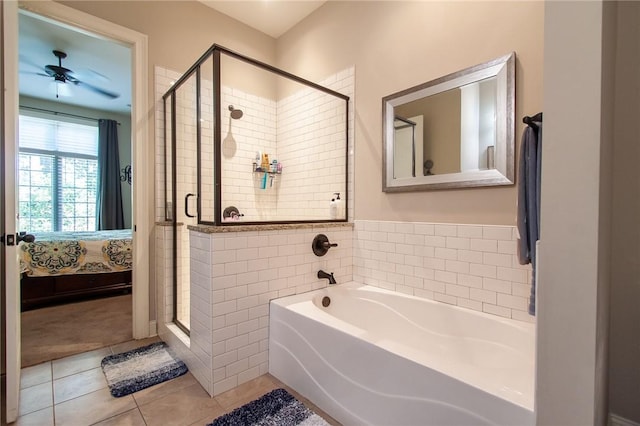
(162, 45, 349, 333)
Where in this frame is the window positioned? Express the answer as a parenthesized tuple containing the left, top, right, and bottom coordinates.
(18, 114, 99, 232)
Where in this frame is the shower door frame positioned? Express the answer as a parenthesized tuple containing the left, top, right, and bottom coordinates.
(164, 67, 203, 336)
(164, 43, 350, 227)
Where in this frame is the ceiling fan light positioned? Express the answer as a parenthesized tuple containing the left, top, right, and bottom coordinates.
(49, 80, 72, 97)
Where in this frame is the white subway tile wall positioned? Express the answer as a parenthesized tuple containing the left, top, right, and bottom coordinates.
(220, 86, 278, 221)
(200, 78, 215, 222)
(190, 226, 353, 395)
(156, 224, 214, 393)
(155, 225, 173, 324)
(154, 65, 179, 222)
(276, 69, 353, 220)
(353, 220, 534, 323)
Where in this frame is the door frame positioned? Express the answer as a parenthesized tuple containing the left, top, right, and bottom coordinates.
(14, 0, 150, 338)
(3, 1, 20, 422)
(3, 2, 150, 421)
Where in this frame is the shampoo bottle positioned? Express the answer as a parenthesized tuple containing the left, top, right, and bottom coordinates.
(333, 193, 342, 219)
(329, 197, 338, 219)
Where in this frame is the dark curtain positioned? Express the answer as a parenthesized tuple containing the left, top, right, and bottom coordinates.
(97, 119, 125, 230)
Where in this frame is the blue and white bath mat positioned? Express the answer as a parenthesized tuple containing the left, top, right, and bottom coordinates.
(208, 388, 330, 426)
(101, 341, 188, 397)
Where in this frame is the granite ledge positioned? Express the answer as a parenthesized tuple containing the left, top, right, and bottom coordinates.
(156, 221, 184, 226)
(188, 222, 353, 233)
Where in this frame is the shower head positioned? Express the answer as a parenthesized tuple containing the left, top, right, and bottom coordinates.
(228, 105, 243, 119)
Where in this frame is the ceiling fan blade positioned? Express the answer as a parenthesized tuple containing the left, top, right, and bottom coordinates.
(74, 68, 111, 83)
(18, 54, 43, 71)
(19, 71, 50, 78)
(74, 80, 120, 99)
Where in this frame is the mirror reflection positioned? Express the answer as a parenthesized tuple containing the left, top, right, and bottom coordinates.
(383, 53, 514, 191)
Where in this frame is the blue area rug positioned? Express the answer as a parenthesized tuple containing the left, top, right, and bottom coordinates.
(101, 341, 188, 397)
(208, 388, 330, 426)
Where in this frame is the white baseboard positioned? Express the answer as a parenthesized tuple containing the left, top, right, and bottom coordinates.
(610, 413, 640, 426)
(149, 320, 158, 337)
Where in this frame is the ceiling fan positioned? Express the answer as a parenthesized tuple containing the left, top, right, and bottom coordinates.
(26, 50, 120, 99)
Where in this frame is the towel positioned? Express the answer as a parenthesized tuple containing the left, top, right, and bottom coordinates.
(516, 120, 542, 315)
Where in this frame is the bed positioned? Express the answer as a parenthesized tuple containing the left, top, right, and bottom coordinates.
(19, 229, 132, 310)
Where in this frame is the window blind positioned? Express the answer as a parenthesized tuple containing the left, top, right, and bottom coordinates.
(19, 115, 98, 157)
(18, 114, 99, 232)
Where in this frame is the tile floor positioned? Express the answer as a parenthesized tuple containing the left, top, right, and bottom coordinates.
(16, 338, 340, 426)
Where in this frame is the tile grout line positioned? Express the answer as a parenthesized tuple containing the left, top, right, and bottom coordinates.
(49, 361, 56, 425)
(131, 386, 148, 426)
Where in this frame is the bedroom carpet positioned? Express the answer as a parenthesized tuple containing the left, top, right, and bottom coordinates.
(21, 294, 132, 367)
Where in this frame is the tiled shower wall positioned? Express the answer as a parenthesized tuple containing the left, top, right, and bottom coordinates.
(221, 68, 354, 221)
(189, 225, 353, 395)
(353, 220, 534, 322)
(276, 69, 353, 220)
(155, 66, 174, 221)
(220, 87, 278, 221)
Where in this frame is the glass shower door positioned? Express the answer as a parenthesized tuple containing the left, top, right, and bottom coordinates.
(170, 71, 199, 333)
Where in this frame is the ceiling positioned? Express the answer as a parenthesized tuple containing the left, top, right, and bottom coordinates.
(18, 11, 132, 115)
(199, 1, 326, 38)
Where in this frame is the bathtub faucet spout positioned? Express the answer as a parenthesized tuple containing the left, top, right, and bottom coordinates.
(317, 270, 337, 285)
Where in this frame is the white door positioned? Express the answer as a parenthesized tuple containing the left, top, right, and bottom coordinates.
(2, 0, 22, 422)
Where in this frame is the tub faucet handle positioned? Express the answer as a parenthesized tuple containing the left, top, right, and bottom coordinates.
(317, 270, 337, 285)
(312, 234, 338, 256)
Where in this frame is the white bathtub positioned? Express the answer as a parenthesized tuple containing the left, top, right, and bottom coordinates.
(269, 282, 535, 426)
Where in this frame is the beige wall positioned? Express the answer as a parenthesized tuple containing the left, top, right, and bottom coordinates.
(219, 46, 279, 101)
(396, 90, 461, 175)
(609, 2, 640, 423)
(19, 95, 133, 229)
(277, 1, 544, 225)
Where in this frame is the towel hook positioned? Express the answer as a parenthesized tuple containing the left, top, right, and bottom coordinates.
(523, 112, 543, 130)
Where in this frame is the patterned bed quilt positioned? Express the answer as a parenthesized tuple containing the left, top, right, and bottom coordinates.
(20, 230, 132, 277)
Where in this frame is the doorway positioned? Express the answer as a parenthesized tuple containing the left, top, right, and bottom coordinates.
(17, 9, 134, 366)
(3, 2, 150, 422)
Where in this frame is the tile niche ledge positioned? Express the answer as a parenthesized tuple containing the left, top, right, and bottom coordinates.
(188, 222, 353, 234)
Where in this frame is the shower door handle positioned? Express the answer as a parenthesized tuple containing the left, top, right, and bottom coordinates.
(185, 193, 196, 218)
